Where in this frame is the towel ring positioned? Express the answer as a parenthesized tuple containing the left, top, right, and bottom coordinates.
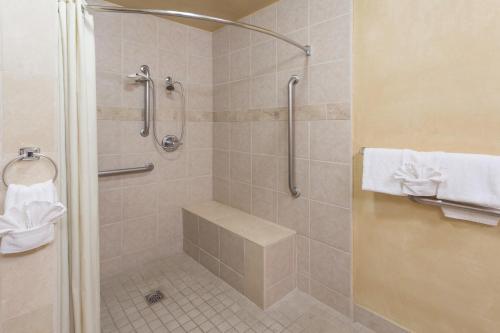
(2, 147, 58, 187)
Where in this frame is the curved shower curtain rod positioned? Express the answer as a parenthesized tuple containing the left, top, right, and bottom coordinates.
(85, 5, 312, 56)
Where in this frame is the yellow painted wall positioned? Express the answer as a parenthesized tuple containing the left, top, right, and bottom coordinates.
(353, 1, 500, 332)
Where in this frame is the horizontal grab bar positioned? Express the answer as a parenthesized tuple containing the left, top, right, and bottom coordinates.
(98, 163, 154, 177)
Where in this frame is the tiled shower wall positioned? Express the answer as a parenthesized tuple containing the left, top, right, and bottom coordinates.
(212, 0, 353, 317)
(94, 5, 214, 279)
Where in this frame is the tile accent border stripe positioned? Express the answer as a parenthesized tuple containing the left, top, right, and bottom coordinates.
(97, 103, 350, 122)
(354, 304, 411, 333)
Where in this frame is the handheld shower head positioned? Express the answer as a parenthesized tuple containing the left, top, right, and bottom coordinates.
(128, 65, 151, 82)
(128, 72, 149, 82)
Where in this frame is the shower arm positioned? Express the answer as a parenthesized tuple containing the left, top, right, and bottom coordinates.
(84, 5, 311, 56)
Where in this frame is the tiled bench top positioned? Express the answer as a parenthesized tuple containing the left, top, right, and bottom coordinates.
(183, 200, 296, 247)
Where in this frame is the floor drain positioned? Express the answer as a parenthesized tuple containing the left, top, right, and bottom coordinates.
(145, 290, 164, 305)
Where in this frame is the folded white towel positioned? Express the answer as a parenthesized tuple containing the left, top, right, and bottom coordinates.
(394, 150, 445, 196)
(436, 152, 500, 226)
(362, 148, 405, 196)
(437, 153, 500, 208)
(4, 180, 58, 211)
(0, 180, 66, 254)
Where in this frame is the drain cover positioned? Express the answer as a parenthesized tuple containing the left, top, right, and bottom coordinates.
(145, 290, 164, 305)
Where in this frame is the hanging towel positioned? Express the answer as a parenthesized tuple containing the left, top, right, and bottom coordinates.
(362, 148, 406, 196)
(436, 152, 500, 226)
(393, 150, 445, 196)
(0, 180, 66, 254)
(4, 179, 59, 211)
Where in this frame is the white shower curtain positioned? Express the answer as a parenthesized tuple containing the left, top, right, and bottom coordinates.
(58, 1, 100, 332)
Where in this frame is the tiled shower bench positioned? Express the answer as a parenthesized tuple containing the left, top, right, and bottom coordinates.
(182, 201, 296, 309)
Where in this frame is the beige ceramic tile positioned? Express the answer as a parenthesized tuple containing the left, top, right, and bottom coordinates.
(251, 121, 277, 155)
(230, 79, 250, 111)
(310, 201, 351, 252)
(230, 24, 251, 51)
(213, 150, 230, 179)
(309, 0, 352, 23)
(277, 0, 308, 34)
(244, 240, 265, 308)
(230, 181, 252, 213)
(252, 40, 277, 76)
(309, 61, 351, 105)
(188, 27, 212, 58)
(122, 184, 158, 219)
(310, 240, 351, 297)
(198, 218, 220, 257)
(220, 262, 244, 293)
(277, 193, 309, 236)
(251, 186, 277, 222)
(265, 274, 296, 308)
(213, 177, 231, 205)
(183, 238, 199, 261)
(310, 14, 351, 64)
(189, 149, 213, 177)
(213, 122, 231, 150)
(99, 189, 123, 225)
(296, 235, 310, 274)
(182, 210, 199, 245)
(158, 18, 188, 57)
(310, 161, 351, 207)
(214, 55, 230, 84)
(123, 216, 157, 254)
(310, 280, 351, 318)
(220, 228, 245, 274)
(212, 26, 230, 57)
(230, 152, 251, 183)
(100, 223, 123, 260)
(230, 48, 251, 81)
(230, 122, 251, 153)
(214, 83, 230, 112)
(265, 236, 295, 287)
(310, 120, 351, 163)
(252, 154, 278, 190)
(122, 13, 157, 46)
(199, 249, 220, 277)
(251, 72, 277, 109)
(251, 4, 277, 45)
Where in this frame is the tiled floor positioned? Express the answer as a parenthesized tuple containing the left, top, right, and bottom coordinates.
(101, 253, 373, 333)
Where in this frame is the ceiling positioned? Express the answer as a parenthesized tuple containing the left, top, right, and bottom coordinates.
(108, 0, 278, 31)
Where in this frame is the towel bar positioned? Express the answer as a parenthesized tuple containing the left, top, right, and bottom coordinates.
(360, 147, 500, 218)
(2, 147, 58, 186)
(98, 163, 154, 177)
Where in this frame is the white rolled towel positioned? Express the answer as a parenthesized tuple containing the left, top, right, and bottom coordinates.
(0, 180, 66, 254)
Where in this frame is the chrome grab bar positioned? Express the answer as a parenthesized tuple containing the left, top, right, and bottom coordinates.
(288, 75, 300, 198)
(98, 163, 154, 177)
(139, 65, 151, 137)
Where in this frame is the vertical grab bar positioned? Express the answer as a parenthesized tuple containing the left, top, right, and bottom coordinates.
(140, 65, 151, 137)
(288, 75, 301, 198)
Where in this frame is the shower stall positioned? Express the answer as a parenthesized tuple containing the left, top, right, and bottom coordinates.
(92, 0, 353, 331)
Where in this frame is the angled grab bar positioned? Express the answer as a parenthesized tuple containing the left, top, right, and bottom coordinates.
(98, 163, 154, 177)
(288, 75, 300, 198)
